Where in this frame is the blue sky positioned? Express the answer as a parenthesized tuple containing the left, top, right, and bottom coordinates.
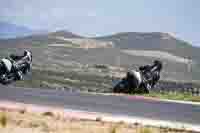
(1, 0, 200, 46)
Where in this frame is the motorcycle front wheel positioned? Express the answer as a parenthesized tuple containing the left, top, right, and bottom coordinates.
(113, 79, 131, 93)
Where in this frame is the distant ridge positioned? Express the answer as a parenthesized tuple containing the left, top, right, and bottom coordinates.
(94, 32, 200, 61)
(0, 30, 83, 48)
(49, 30, 83, 38)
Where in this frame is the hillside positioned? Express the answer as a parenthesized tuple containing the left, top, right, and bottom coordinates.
(94, 32, 200, 61)
(0, 31, 199, 92)
(95, 32, 200, 81)
(0, 30, 83, 48)
(1, 31, 199, 60)
(49, 30, 83, 38)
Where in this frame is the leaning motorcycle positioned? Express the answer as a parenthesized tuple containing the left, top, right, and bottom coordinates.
(113, 69, 151, 93)
(0, 54, 32, 85)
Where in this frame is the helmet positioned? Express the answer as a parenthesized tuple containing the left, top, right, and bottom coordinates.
(23, 50, 29, 56)
(153, 60, 162, 71)
(153, 60, 162, 65)
(24, 50, 32, 62)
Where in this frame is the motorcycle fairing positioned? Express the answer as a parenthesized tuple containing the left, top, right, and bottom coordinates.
(1, 58, 12, 73)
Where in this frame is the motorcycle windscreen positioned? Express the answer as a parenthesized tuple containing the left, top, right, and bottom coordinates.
(1, 58, 12, 72)
(130, 70, 142, 84)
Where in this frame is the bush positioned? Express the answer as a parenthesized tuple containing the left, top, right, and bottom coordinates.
(0, 112, 7, 127)
(94, 64, 108, 69)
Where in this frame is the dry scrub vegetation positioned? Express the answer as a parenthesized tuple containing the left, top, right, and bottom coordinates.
(0, 110, 197, 133)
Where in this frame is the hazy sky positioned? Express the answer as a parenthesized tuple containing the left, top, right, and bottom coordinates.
(1, 0, 200, 46)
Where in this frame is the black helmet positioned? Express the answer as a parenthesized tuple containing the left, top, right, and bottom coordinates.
(153, 60, 161, 65)
(153, 60, 162, 71)
(23, 50, 29, 56)
(23, 50, 32, 62)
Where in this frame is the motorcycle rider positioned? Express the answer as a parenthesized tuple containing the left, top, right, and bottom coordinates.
(0, 50, 32, 83)
(139, 60, 163, 90)
(126, 60, 162, 92)
(10, 50, 32, 74)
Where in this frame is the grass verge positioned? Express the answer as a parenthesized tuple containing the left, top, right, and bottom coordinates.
(141, 92, 200, 102)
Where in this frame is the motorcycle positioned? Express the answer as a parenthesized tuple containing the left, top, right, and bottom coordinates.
(113, 68, 152, 94)
(0, 52, 32, 85)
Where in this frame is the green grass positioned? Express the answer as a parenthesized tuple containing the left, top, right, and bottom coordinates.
(140, 127, 152, 133)
(141, 92, 200, 102)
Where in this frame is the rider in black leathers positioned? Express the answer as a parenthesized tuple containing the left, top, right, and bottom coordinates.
(139, 60, 163, 90)
(10, 50, 32, 78)
(116, 60, 163, 93)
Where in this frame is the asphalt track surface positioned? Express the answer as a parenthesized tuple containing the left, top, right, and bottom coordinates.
(0, 85, 200, 125)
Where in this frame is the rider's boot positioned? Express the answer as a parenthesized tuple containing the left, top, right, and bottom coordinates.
(12, 63, 23, 80)
(15, 71, 23, 80)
